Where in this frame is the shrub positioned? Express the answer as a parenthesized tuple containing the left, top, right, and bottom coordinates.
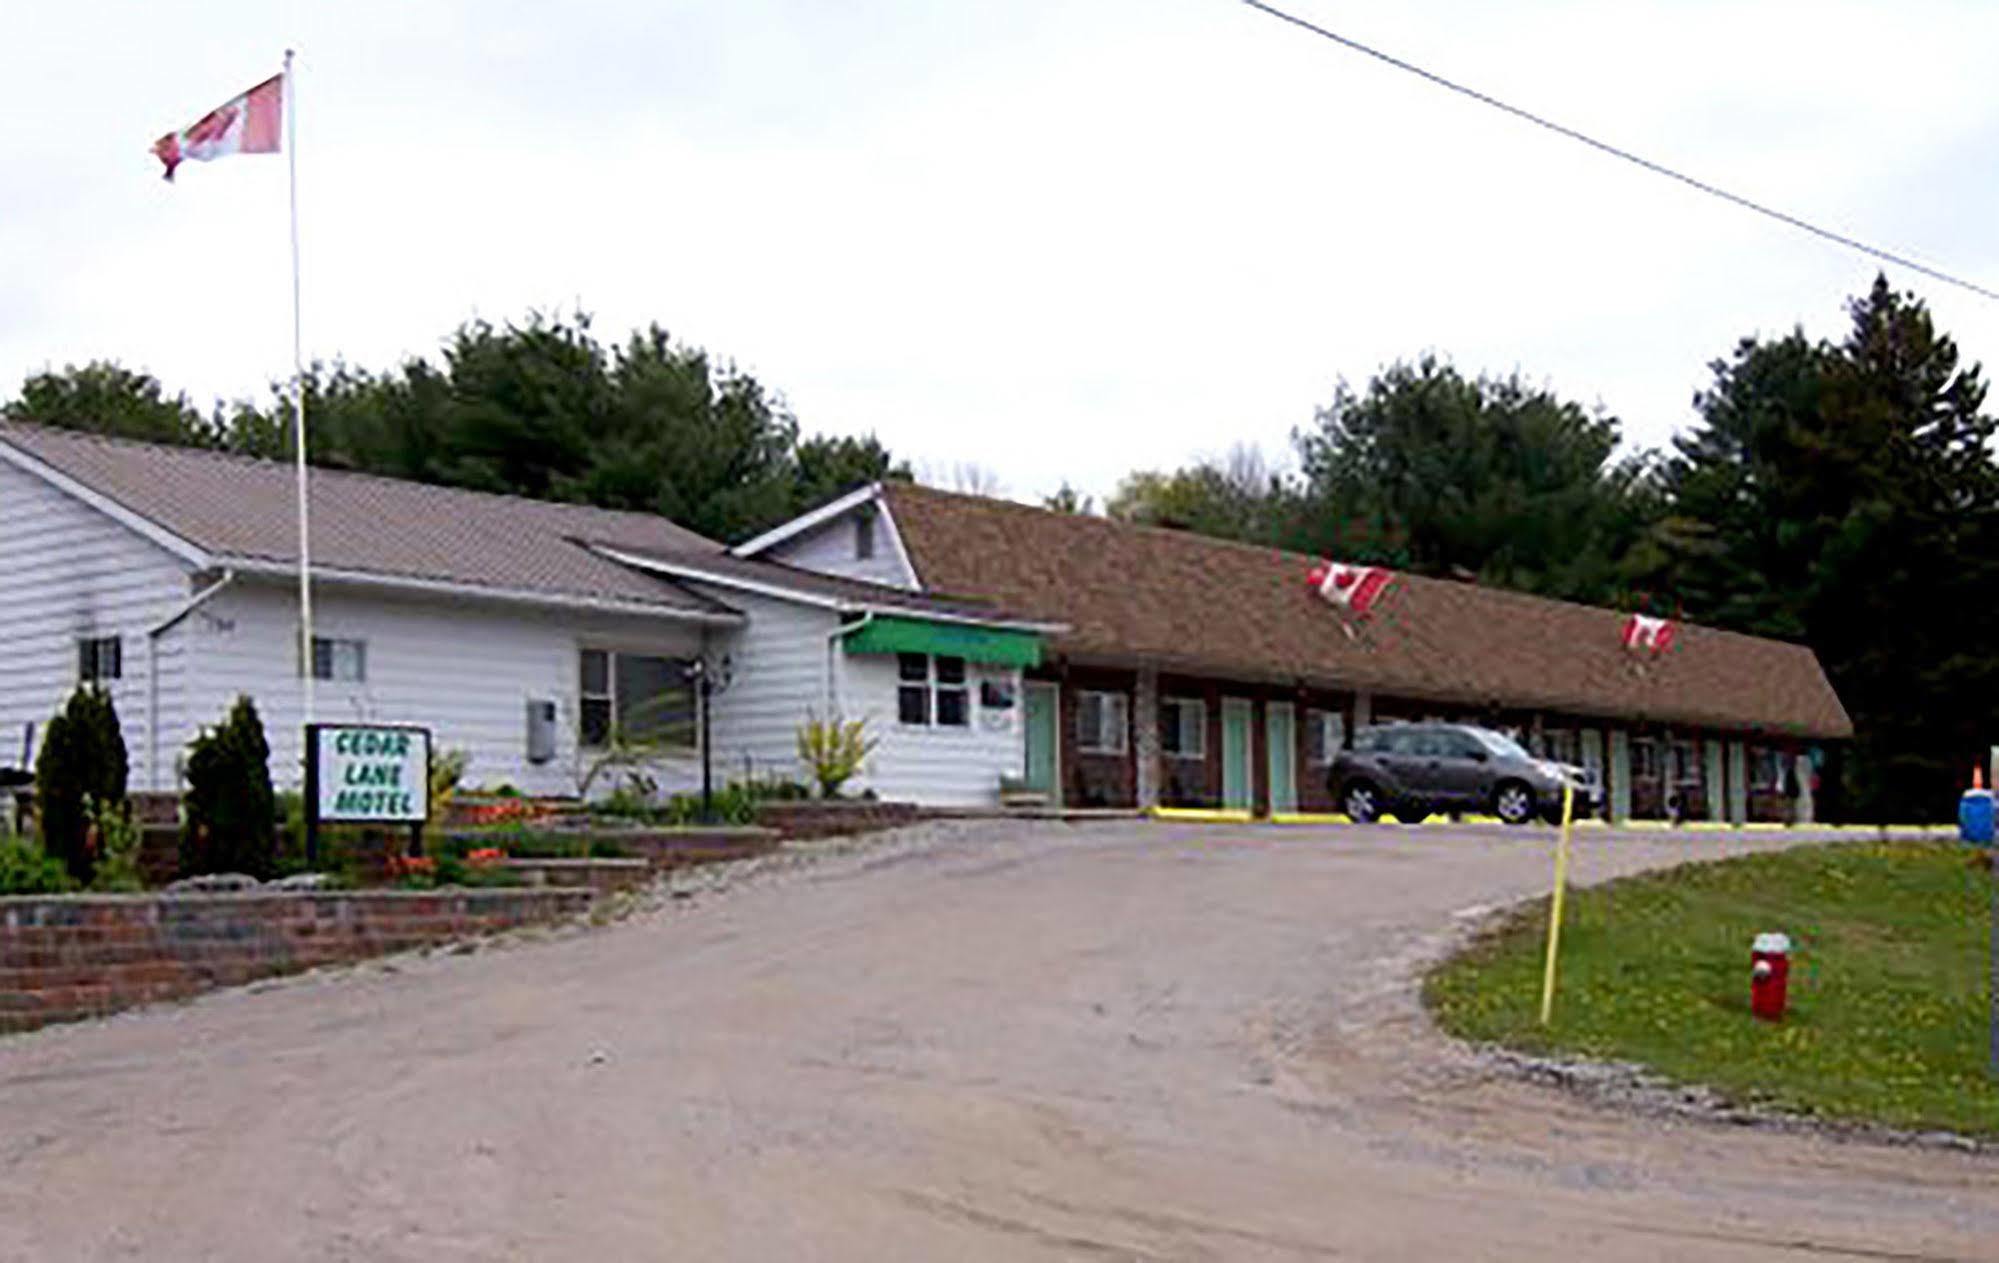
(87, 795, 145, 892)
(796, 712, 878, 799)
(738, 774, 811, 803)
(0, 835, 74, 895)
(597, 781, 658, 820)
(34, 685, 128, 885)
(180, 696, 277, 878)
(430, 748, 470, 820)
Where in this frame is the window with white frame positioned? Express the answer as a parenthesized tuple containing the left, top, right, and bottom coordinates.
(1672, 740, 1700, 783)
(77, 635, 121, 683)
(1305, 707, 1346, 764)
(897, 653, 969, 727)
(1536, 728, 1580, 765)
(311, 636, 367, 683)
(1631, 738, 1661, 779)
(579, 648, 696, 749)
(1750, 747, 1785, 790)
(1160, 697, 1205, 759)
(853, 510, 876, 560)
(1076, 690, 1128, 755)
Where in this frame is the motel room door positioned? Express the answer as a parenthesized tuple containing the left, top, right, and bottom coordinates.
(1221, 698, 1254, 812)
(1265, 701, 1297, 815)
(1023, 681, 1059, 801)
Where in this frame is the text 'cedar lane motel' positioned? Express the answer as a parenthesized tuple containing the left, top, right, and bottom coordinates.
(0, 425, 1850, 821)
(315, 726, 428, 820)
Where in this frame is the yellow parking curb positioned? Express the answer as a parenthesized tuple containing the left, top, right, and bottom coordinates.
(1269, 812, 1352, 825)
(1147, 807, 1255, 824)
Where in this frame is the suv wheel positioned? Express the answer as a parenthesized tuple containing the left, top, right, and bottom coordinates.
(1494, 781, 1537, 826)
(1342, 781, 1382, 824)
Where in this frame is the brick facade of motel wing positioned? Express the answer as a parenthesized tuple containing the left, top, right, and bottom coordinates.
(739, 482, 1851, 822)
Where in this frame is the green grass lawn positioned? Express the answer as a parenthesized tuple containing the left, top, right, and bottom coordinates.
(1425, 839, 1999, 1137)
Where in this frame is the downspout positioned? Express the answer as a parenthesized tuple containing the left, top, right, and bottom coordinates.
(825, 611, 875, 716)
(146, 569, 237, 791)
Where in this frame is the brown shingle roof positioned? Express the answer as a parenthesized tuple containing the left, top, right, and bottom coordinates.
(0, 423, 733, 614)
(882, 482, 1853, 739)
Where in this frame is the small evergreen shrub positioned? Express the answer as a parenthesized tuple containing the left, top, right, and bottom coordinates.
(34, 685, 129, 885)
(180, 696, 277, 878)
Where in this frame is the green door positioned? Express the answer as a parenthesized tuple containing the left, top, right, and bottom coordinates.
(1024, 682, 1058, 797)
(1265, 702, 1297, 815)
(1222, 698, 1254, 811)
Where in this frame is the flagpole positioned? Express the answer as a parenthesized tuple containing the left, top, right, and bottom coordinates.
(285, 48, 314, 727)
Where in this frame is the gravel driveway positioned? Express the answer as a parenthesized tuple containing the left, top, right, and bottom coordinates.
(1, 819, 1992, 1261)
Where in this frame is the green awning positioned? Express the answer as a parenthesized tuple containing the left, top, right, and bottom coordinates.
(843, 615, 1042, 667)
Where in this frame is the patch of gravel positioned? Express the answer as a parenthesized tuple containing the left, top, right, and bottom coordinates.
(1459, 1017, 1994, 1158)
(629, 816, 1026, 913)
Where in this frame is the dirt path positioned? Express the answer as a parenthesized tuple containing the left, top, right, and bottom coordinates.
(1, 820, 1992, 1261)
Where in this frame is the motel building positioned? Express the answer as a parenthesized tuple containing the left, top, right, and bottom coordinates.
(0, 424, 1850, 822)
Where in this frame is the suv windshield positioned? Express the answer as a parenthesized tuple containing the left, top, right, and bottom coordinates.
(1470, 728, 1532, 761)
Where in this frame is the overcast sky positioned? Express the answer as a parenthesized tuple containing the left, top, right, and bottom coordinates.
(5, 1, 1996, 504)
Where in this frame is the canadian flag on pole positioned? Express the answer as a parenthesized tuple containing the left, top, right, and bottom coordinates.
(1306, 560, 1394, 618)
(152, 74, 283, 181)
(1622, 613, 1677, 654)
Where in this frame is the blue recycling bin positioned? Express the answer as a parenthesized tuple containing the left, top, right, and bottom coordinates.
(1958, 787, 1994, 845)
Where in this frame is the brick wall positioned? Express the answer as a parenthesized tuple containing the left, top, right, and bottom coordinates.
(753, 801, 932, 840)
(0, 888, 594, 1036)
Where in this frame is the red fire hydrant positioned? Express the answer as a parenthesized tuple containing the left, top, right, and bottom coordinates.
(1751, 932, 1791, 1021)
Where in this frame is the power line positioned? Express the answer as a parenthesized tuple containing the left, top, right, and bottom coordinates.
(1238, 0, 1999, 303)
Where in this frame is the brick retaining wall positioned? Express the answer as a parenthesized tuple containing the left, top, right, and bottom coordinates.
(0, 887, 594, 1037)
(753, 801, 935, 840)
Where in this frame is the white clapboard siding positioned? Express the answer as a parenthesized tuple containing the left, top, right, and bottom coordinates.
(762, 510, 918, 589)
(184, 578, 708, 797)
(838, 651, 1023, 806)
(0, 458, 198, 789)
(696, 584, 1024, 804)
(696, 587, 841, 788)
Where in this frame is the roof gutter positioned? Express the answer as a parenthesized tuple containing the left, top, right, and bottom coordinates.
(147, 568, 238, 791)
(825, 611, 874, 714)
(219, 557, 746, 625)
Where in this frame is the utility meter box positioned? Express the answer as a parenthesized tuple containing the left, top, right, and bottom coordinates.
(526, 698, 558, 764)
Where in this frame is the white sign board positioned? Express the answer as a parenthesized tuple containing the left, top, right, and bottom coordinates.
(310, 725, 430, 824)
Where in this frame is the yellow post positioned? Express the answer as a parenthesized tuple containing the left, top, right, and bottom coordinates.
(1539, 781, 1577, 1026)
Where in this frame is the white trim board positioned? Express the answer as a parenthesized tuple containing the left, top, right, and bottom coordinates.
(0, 437, 212, 567)
(730, 483, 881, 557)
(221, 557, 747, 624)
(593, 545, 1063, 633)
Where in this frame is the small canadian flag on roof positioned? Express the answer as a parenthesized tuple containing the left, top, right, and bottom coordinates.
(152, 73, 283, 181)
(1306, 560, 1394, 618)
(1622, 613, 1677, 654)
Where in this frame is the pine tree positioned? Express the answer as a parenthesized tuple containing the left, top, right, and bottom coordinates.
(1659, 276, 1999, 819)
(180, 697, 277, 878)
(32, 686, 129, 885)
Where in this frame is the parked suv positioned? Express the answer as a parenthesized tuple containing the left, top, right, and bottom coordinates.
(1329, 722, 1601, 826)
